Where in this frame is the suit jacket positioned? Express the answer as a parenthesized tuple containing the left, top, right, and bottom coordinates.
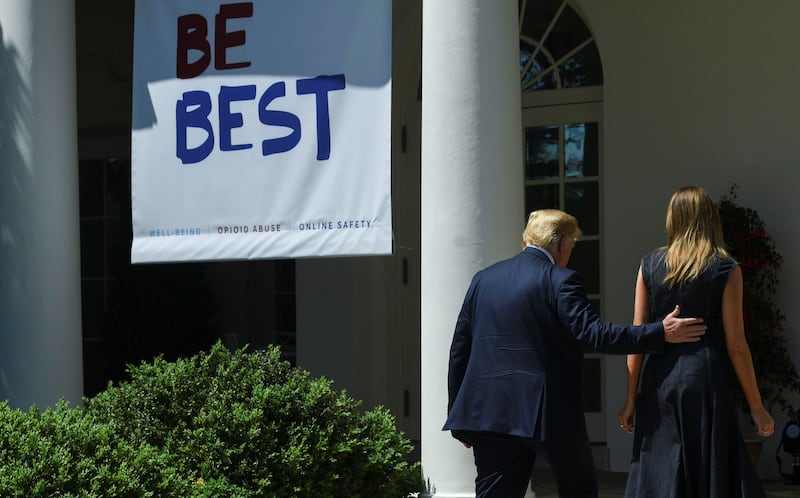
(443, 247, 665, 443)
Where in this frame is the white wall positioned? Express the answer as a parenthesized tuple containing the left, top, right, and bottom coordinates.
(578, 0, 800, 477)
(296, 256, 394, 410)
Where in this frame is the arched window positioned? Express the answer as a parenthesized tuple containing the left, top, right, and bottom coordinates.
(519, 0, 602, 91)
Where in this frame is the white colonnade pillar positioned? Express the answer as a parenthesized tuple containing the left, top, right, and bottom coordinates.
(0, 1, 83, 408)
(420, 0, 522, 496)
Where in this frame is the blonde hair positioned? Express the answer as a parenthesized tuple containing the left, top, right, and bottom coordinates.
(663, 186, 730, 287)
(522, 209, 582, 252)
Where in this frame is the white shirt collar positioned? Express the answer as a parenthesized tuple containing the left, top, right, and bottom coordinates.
(527, 244, 555, 264)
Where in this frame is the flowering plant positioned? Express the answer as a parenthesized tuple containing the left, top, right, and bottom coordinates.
(718, 185, 799, 420)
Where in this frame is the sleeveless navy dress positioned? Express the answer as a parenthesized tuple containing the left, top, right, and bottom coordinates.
(624, 250, 765, 498)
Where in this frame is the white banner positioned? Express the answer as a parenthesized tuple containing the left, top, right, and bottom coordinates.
(131, 0, 392, 263)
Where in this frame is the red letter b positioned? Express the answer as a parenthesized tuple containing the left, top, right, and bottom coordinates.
(176, 14, 211, 79)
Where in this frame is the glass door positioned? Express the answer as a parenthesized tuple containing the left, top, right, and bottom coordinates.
(522, 102, 606, 443)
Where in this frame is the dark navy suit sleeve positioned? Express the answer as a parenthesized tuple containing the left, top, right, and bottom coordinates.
(556, 271, 664, 353)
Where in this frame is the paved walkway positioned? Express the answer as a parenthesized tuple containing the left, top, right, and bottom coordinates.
(530, 468, 800, 497)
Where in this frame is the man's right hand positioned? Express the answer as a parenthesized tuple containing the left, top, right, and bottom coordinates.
(662, 305, 706, 343)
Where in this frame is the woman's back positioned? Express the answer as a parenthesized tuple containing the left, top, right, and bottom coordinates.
(643, 249, 734, 349)
(625, 249, 765, 498)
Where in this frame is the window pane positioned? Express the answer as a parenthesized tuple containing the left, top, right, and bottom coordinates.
(569, 239, 599, 294)
(564, 123, 599, 178)
(79, 159, 104, 217)
(81, 280, 104, 338)
(519, 0, 564, 42)
(544, 4, 592, 62)
(559, 41, 603, 87)
(276, 260, 296, 292)
(565, 182, 599, 235)
(525, 125, 559, 179)
(520, 40, 557, 91)
(276, 294, 296, 331)
(105, 158, 128, 217)
(80, 219, 104, 278)
(564, 124, 584, 178)
(525, 184, 559, 217)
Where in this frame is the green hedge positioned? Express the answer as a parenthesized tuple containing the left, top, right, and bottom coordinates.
(0, 400, 185, 497)
(0, 343, 423, 497)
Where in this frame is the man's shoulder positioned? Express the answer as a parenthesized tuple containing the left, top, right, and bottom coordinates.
(488, 249, 552, 271)
(551, 264, 580, 288)
(486, 250, 578, 282)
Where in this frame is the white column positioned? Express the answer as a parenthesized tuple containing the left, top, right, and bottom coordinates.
(0, 1, 83, 409)
(421, 1, 522, 496)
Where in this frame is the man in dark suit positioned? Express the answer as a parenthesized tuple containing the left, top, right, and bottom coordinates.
(443, 209, 707, 498)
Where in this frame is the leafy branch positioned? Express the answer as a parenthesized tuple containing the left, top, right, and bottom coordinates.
(718, 185, 800, 420)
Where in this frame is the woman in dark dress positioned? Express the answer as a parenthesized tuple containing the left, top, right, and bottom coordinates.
(617, 186, 775, 497)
